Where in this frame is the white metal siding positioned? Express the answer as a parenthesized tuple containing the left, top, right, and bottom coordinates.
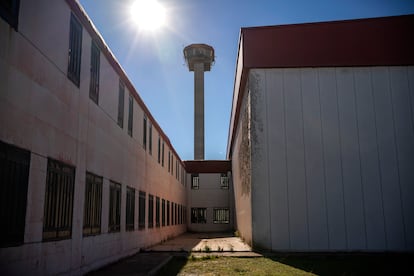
(249, 67, 414, 251)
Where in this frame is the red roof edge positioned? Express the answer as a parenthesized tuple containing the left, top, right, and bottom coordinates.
(227, 14, 414, 159)
(184, 160, 232, 174)
(243, 14, 414, 68)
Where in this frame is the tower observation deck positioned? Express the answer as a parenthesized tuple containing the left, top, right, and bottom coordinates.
(184, 44, 215, 160)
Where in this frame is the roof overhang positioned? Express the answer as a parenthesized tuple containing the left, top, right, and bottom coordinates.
(227, 14, 414, 158)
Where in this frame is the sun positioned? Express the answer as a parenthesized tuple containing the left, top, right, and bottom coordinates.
(130, 0, 166, 31)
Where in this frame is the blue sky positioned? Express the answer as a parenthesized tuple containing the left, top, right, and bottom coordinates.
(78, 0, 414, 161)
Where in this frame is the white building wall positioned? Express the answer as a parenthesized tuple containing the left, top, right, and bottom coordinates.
(247, 67, 414, 252)
(0, 0, 186, 275)
(230, 91, 253, 246)
(187, 172, 234, 232)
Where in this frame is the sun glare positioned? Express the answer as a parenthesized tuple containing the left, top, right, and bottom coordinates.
(130, 0, 166, 31)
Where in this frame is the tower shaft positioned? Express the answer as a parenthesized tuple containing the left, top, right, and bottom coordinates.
(194, 62, 205, 160)
(183, 43, 214, 160)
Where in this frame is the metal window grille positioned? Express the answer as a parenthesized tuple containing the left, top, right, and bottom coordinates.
(143, 116, 147, 150)
(0, 141, 30, 247)
(126, 187, 135, 231)
(175, 203, 178, 225)
(168, 151, 170, 172)
(83, 172, 102, 236)
(128, 95, 133, 136)
(108, 181, 121, 232)
(213, 208, 230, 224)
(191, 174, 199, 189)
(191, 208, 206, 224)
(148, 194, 154, 228)
(117, 81, 125, 128)
(67, 13, 82, 87)
(167, 200, 170, 226)
(161, 142, 164, 167)
(156, 197, 160, 228)
(43, 159, 75, 241)
(162, 199, 165, 227)
(157, 136, 161, 163)
(172, 203, 175, 225)
(148, 123, 152, 154)
(89, 41, 100, 103)
(220, 174, 229, 189)
(138, 191, 146, 229)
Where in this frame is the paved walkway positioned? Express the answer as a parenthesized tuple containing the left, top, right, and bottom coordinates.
(87, 232, 259, 275)
(147, 232, 252, 252)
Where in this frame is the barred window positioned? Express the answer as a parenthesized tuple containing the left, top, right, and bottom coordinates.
(0, 0, 20, 30)
(156, 196, 160, 228)
(148, 123, 152, 154)
(83, 172, 102, 236)
(191, 208, 206, 224)
(128, 95, 133, 137)
(157, 136, 161, 163)
(174, 203, 178, 225)
(143, 116, 147, 150)
(213, 208, 229, 224)
(43, 159, 75, 241)
(89, 41, 100, 104)
(162, 199, 166, 227)
(220, 173, 229, 189)
(191, 174, 199, 189)
(167, 200, 170, 226)
(126, 187, 135, 231)
(148, 194, 154, 228)
(161, 141, 164, 167)
(117, 81, 125, 128)
(168, 151, 170, 172)
(67, 13, 82, 87)
(108, 181, 121, 233)
(0, 141, 30, 247)
(138, 191, 146, 229)
(171, 203, 175, 225)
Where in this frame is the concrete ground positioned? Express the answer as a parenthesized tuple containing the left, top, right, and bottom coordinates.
(147, 232, 253, 252)
(87, 232, 259, 275)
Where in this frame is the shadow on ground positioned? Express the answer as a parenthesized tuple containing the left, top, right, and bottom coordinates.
(266, 253, 414, 276)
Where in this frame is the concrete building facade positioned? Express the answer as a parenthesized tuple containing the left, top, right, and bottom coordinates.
(185, 161, 234, 233)
(0, 0, 187, 274)
(228, 15, 414, 252)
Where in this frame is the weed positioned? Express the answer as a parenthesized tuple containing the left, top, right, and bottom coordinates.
(203, 245, 211, 253)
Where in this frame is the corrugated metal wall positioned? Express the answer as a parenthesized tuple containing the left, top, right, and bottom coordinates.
(249, 67, 414, 251)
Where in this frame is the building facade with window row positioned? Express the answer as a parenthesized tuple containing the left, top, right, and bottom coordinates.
(0, 0, 188, 274)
